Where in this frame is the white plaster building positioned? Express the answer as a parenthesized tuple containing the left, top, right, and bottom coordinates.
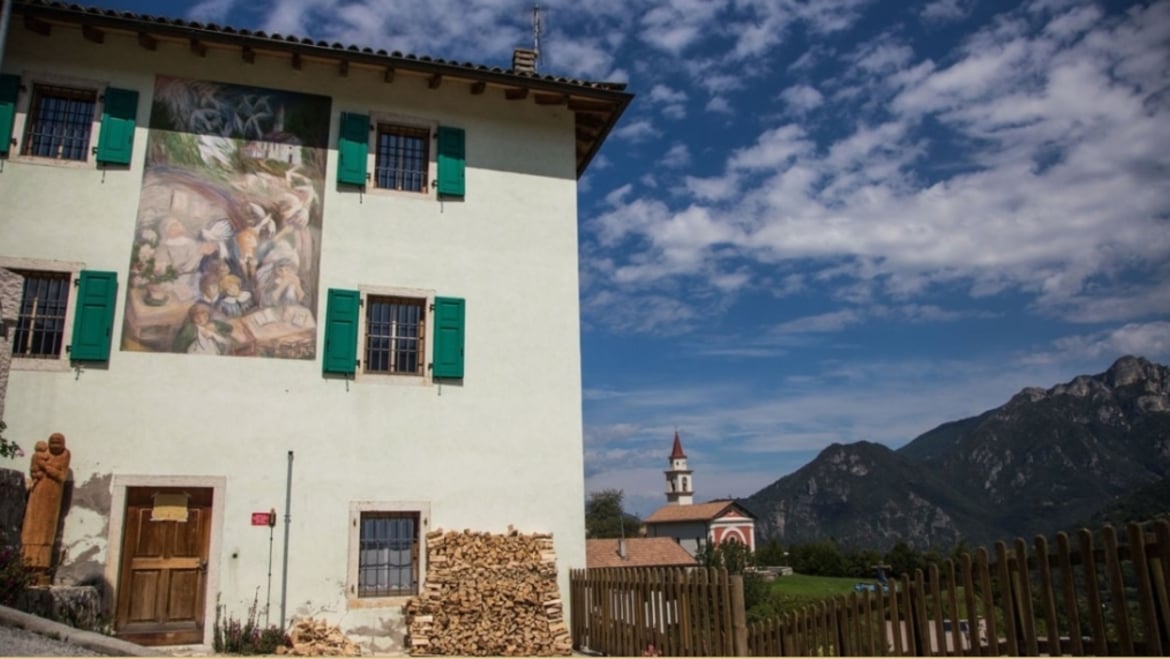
(0, 1, 630, 652)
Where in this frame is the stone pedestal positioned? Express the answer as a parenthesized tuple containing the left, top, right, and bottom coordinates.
(16, 585, 103, 632)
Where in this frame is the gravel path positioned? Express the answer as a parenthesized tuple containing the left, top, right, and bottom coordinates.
(0, 623, 105, 656)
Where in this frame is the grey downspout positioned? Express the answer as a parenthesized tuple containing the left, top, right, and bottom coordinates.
(280, 450, 294, 630)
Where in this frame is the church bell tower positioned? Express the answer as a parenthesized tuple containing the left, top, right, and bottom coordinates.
(665, 431, 694, 505)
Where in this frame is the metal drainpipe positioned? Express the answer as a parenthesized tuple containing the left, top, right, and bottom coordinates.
(0, 0, 14, 74)
(279, 450, 294, 630)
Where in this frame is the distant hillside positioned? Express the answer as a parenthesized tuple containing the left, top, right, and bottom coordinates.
(746, 355, 1170, 551)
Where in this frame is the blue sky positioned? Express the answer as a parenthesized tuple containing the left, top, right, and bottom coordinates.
(76, 0, 1170, 518)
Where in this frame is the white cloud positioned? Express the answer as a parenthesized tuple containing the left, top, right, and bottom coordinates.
(779, 84, 825, 114)
(187, 0, 237, 22)
(773, 310, 863, 334)
(1024, 322, 1170, 365)
(661, 144, 692, 168)
(920, 0, 971, 23)
(705, 96, 734, 114)
(582, 1, 1170, 335)
(611, 118, 660, 143)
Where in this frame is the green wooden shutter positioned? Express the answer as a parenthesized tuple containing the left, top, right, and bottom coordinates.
(323, 288, 360, 375)
(69, 270, 118, 362)
(337, 113, 369, 186)
(432, 296, 465, 379)
(436, 126, 465, 197)
(96, 87, 139, 165)
(0, 74, 20, 157)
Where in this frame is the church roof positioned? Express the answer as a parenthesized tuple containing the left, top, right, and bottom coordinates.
(586, 537, 697, 569)
(643, 500, 756, 524)
(670, 431, 686, 459)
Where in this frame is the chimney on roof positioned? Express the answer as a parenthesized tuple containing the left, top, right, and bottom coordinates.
(618, 537, 628, 560)
(512, 48, 538, 74)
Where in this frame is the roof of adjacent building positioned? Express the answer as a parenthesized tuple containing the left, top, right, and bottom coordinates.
(585, 538, 698, 569)
(669, 431, 686, 459)
(11, 0, 633, 177)
(643, 500, 757, 524)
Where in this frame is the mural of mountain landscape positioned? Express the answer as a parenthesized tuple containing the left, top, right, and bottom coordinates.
(743, 355, 1170, 551)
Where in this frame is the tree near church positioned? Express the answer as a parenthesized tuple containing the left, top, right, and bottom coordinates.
(585, 489, 642, 539)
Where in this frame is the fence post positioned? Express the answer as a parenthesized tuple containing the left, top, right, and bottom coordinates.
(730, 574, 748, 656)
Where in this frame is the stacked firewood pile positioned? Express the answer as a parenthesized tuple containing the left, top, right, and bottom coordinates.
(277, 617, 362, 656)
(404, 526, 571, 656)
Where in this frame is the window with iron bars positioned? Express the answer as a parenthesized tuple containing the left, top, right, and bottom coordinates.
(21, 84, 97, 161)
(365, 296, 424, 375)
(374, 124, 429, 192)
(357, 512, 419, 597)
(11, 270, 71, 359)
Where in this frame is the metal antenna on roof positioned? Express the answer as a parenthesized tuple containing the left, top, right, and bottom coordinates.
(531, 4, 542, 72)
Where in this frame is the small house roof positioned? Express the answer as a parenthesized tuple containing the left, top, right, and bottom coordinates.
(643, 500, 757, 524)
(586, 537, 697, 569)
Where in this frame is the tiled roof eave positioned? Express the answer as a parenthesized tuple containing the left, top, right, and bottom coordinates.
(14, 0, 633, 177)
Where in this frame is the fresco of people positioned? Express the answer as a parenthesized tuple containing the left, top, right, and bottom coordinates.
(121, 76, 332, 360)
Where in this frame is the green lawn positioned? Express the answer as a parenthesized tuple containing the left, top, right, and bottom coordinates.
(769, 573, 868, 597)
(748, 573, 879, 620)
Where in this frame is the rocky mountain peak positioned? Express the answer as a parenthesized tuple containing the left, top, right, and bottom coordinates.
(1106, 355, 1153, 387)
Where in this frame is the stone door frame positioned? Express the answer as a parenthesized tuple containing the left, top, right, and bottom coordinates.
(105, 474, 226, 648)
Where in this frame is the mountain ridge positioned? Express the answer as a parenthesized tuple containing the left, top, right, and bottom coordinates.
(745, 355, 1170, 550)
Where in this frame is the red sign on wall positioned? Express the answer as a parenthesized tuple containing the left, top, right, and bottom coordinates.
(251, 511, 274, 527)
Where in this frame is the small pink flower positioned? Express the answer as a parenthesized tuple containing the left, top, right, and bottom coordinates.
(15, 448, 25, 458)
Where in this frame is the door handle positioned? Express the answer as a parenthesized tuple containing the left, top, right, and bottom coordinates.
(198, 559, 207, 573)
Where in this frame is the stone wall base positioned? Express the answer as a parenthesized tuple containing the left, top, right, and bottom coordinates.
(16, 585, 105, 633)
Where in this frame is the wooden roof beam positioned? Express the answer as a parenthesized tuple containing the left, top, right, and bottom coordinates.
(469, 81, 485, 95)
(534, 93, 568, 106)
(339, 59, 349, 77)
(81, 24, 104, 44)
(505, 87, 528, 101)
(24, 15, 51, 36)
(242, 46, 255, 63)
(383, 67, 395, 83)
(137, 31, 157, 50)
(428, 73, 442, 89)
(567, 99, 615, 112)
(190, 38, 207, 57)
(291, 52, 302, 70)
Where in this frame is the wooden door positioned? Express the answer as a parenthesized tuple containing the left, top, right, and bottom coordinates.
(115, 487, 212, 646)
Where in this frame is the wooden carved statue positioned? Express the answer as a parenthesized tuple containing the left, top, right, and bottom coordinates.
(21, 432, 71, 586)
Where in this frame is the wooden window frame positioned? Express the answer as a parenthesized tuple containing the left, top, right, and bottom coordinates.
(364, 113, 436, 199)
(10, 72, 105, 168)
(347, 501, 430, 609)
(364, 295, 426, 377)
(1, 256, 84, 372)
(355, 285, 434, 386)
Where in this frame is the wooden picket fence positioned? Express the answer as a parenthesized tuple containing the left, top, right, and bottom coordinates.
(569, 566, 749, 656)
(570, 519, 1170, 656)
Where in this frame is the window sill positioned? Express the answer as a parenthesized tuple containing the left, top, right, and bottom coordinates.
(8, 154, 95, 169)
(9, 356, 71, 372)
(346, 594, 415, 610)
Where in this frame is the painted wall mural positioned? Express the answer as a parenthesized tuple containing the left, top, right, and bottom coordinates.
(121, 76, 332, 360)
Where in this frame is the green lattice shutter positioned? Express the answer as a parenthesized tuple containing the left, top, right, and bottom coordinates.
(436, 126, 465, 197)
(96, 87, 139, 165)
(432, 296, 465, 379)
(69, 270, 118, 362)
(0, 74, 20, 157)
(323, 288, 360, 375)
(337, 113, 369, 186)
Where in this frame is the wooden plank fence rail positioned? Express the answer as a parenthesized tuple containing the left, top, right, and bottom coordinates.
(572, 519, 1170, 656)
